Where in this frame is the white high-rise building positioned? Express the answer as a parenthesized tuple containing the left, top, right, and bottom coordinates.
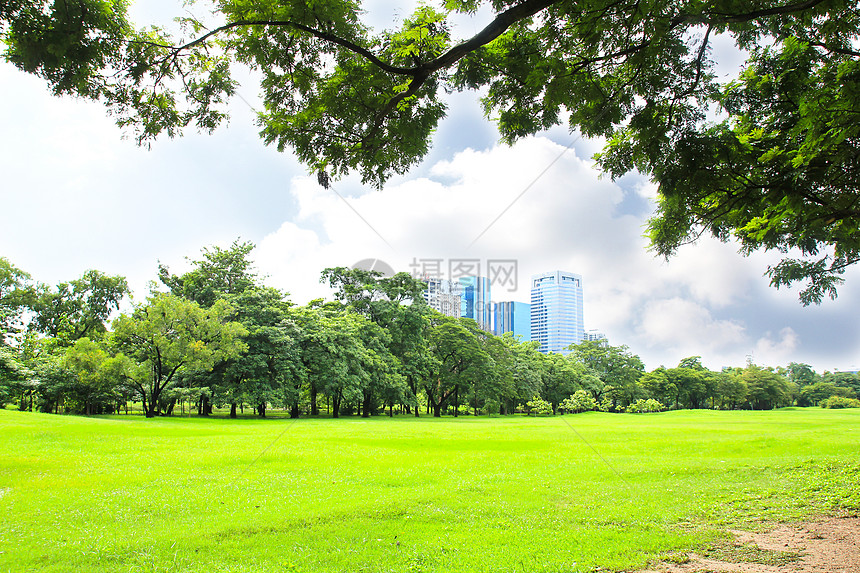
(530, 271, 584, 354)
(423, 278, 461, 318)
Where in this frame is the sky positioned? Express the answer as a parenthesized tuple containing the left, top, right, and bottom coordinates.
(1, 1, 858, 373)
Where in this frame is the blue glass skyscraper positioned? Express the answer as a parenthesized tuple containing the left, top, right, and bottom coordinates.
(530, 271, 584, 354)
(458, 276, 492, 332)
(493, 301, 531, 341)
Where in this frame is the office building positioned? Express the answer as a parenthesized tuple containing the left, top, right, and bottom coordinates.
(530, 270, 584, 354)
(493, 301, 531, 341)
(585, 330, 607, 343)
(458, 276, 492, 332)
(423, 278, 461, 318)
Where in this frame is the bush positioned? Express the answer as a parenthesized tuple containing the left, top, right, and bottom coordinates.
(626, 398, 665, 413)
(526, 396, 553, 416)
(820, 395, 860, 409)
(560, 390, 597, 413)
(483, 399, 500, 416)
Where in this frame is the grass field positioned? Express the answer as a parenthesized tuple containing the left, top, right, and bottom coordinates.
(0, 408, 858, 573)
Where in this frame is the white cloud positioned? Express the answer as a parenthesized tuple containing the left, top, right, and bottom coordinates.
(249, 135, 858, 372)
(752, 328, 800, 366)
(633, 298, 748, 365)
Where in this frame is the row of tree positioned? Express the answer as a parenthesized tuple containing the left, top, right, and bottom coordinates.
(1, 243, 858, 418)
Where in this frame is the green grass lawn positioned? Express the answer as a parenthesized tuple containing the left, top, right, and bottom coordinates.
(0, 408, 858, 573)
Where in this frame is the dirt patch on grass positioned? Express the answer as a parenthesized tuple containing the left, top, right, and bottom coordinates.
(640, 516, 860, 573)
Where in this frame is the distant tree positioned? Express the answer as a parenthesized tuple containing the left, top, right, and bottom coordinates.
(29, 270, 129, 344)
(822, 371, 860, 399)
(61, 337, 120, 415)
(677, 356, 705, 371)
(489, 333, 542, 415)
(159, 239, 257, 307)
(786, 362, 819, 389)
(539, 352, 579, 413)
(559, 390, 597, 414)
(743, 365, 791, 410)
(321, 266, 430, 414)
(426, 316, 490, 417)
(0, 345, 31, 408)
(639, 368, 672, 406)
(0, 257, 35, 345)
(799, 381, 854, 407)
(569, 340, 644, 409)
(664, 367, 709, 409)
(111, 293, 247, 417)
(218, 286, 302, 418)
(526, 396, 553, 417)
(715, 370, 747, 410)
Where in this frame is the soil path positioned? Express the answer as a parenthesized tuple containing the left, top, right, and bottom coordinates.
(639, 516, 859, 573)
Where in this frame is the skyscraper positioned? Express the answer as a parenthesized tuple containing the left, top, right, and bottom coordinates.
(458, 276, 492, 332)
(493, 301, 531, 341)
(530, 271, 584, 354)
(423, 278, 461, 318)
(422, 276, 492, 331)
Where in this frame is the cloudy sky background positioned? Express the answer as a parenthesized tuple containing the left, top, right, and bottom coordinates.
(1, 1, 857, 372)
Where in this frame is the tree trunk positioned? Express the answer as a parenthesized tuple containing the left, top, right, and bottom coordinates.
(332, 394, 341, 418)
(453, 386, 459, 417)
(310, 385, 319, 416)
(290, 403, 300, 419)
(362, 393, 371, 418)
(230, 402, 238, 418)
(258, 402, 267, 418)
(433, 402, 442, 417)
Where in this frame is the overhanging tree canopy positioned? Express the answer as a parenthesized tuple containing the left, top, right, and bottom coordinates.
(4, 0, 860, 301)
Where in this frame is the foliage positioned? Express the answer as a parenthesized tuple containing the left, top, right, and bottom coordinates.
(0, 257, 34, 345)
(559, 389, 597, 413)
(425, 315, 490, 417)
(6, 1, 860, 296)
(0, 344, 30, 406)
(742, 364, 792, 410)
(29, 269, 129, 344)
(61, 337, 121, 415)
(798, 381, 854, 407)
(820, 395, 860, 409)
(626, 398, 665, 413)
(159, 238, 258, 307)
(111, 292, 247, 417)
(639, 37, 860, 304)
(569, 339, 644, 408)
(525, 395, 553, 416)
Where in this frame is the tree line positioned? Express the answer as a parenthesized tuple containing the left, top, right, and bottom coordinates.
(1, 243, 858, 418)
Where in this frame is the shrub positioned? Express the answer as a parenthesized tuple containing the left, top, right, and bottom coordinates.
(820, 395, 860, 409)
(560, 390, 597, 413)
(483, 399, 500, 416)
(626, 398, 665, 413)
(526, 396, 553, 416)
